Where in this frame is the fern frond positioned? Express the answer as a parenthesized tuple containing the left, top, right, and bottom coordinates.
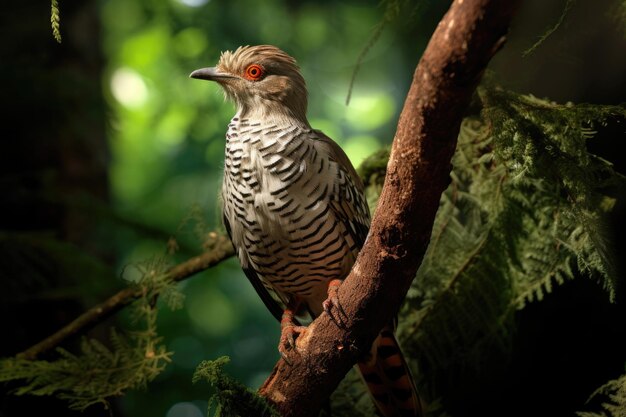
(334, 88, 624, 409)
(193, 357, 279, 417)
(0, 327, 171, 410)
(481, 88, 624, 301)
(578, 372, 626, 417)
(50, 0, 61, 43)
(0, 253, 183, 410)
(123, 254, 185, 313)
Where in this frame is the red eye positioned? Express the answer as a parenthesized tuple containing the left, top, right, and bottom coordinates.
(244, 64, 264, 81)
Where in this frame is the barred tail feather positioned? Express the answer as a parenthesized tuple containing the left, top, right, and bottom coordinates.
(357, 327, 423, 417)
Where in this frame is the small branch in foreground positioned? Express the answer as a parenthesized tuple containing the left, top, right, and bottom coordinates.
(17, 234, 234, 360)
(258, 1, 520, 416)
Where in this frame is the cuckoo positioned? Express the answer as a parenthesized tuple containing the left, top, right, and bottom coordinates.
(191, 45, 422, 417)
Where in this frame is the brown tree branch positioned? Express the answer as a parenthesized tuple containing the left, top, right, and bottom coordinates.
(258, 1, 520, 416)
(17, 234, 234, 360)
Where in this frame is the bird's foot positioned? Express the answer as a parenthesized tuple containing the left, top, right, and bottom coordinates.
(279, 308, 307, 364)
(323, 279, 348, 328)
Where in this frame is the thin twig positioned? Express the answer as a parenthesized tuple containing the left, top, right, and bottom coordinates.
(17, 235, 234, 360)
(522, 0, 575, 57)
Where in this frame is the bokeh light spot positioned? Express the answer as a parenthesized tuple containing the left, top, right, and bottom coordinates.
(309, 118, 341, 144)
(343, 135, 381, 168)
(110, 67, 149, 108)
(174, 0, 210, 7)
(345, 93, 395, 131)
(155, 105, 195, 148)
(165, 402, 204, 417)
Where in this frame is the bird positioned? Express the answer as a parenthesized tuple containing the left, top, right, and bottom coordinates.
(190, 45, 422, 417)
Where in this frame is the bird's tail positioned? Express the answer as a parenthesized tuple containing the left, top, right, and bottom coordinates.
(357, 326, 423, 417)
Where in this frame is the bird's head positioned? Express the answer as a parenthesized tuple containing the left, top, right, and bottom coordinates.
(190, 45, 308, 124)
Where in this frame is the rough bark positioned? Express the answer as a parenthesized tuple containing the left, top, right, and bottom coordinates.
(258, 1, 521, 416)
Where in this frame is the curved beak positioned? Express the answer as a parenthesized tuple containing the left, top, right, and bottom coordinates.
(189, 67, 235, 82)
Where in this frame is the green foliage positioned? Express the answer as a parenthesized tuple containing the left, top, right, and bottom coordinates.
(50, 0, 61, 43)
(193, 357, 278, 417)
(0, 255, 182, 410)
(407, 88, 623, 401)
(333, 87, 625, 413)
(128, 254, 186, 311)
(578, 371, 626, 417)
(481, 87, 624, 302)
(0, 330, 170, 411)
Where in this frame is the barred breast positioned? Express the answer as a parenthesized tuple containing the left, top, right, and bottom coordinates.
(222, 115, 370, 316)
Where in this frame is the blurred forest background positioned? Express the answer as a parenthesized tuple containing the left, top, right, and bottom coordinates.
(0, 0, 625, 416)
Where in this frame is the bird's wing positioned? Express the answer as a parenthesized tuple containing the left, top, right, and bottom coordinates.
(314, 133, 400, 329)
(223, 213, 285, 322)
(313, 130, 371, 249)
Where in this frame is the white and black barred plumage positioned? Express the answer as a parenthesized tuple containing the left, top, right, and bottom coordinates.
(222, 115, 370, 320)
